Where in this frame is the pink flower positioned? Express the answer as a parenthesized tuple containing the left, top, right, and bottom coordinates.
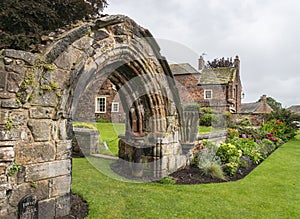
(242, 134, 246, 139)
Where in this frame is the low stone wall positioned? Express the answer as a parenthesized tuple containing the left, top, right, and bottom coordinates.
(73, 128, 99, 156)
(118, 132, 187, 179)
(196, 130, 228, 143)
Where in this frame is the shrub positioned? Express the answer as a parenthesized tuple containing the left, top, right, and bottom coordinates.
(200, 113, 219, 127)
(216, 143, 242, 164)
(196, 142, 225, 180)
(202, 164, 225, 180)
(158, 176, 176, 185)
(224, 162, 239, 176)
(216, 143, 242, 176)
(233, 138, 263, 164)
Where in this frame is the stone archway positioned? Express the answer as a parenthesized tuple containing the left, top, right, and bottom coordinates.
(0, 15, 194, 217)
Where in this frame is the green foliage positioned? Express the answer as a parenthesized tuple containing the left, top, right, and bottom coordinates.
(8, 163, 21, 176)
(217, 143, 242, 164)
(0, 0, 108, 50)
(73, 122, 98, 130)
(202, 164, 225, 180)
(261, 119, 295, 142)
(5, 116, 13, 131)
(216, 143, 242, 175)
(158, 176, 176, 185)
(96, 118, 111, 123)
(200, 113, 219, 127)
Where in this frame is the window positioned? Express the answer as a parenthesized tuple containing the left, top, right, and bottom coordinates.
(111, 102, 119, 112)
(95, 97, 106, 113)
(204, 90, 212, 99)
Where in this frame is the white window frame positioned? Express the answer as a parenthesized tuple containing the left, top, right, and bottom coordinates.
(111, 102, 119, 112)
(204, 90, 213, 99)
(95, 96, 106, 113)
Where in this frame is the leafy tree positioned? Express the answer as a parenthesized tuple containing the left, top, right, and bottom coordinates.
(0, 0, 108, 50)
(257, 96, 282, 111)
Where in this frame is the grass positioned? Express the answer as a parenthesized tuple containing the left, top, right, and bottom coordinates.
(73, 122, 125, 156)
(198, 126, 223, 134)
(94, 123, 125, 156)
(72, 136, 300, 219)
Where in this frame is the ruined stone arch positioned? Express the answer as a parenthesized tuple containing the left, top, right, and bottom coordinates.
(0, 15, 195, 218)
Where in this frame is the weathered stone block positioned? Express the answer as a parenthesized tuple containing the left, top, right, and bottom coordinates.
(168, 156, 176, 172)
(73, 128, 99, 155)
(58, 119, 68, 140)
(42, 68, 70, 89)
(50, 175, 71, 197)
(0, 147, 14, 162)
(0, 92, 15, 99)
(56, 140, 72, 160)
(0, 70, 7, 91)
(30, 90, 58, 107)
(0, 110, 8, 125)
(73, 35, 93, 51)
(0, 175, 7, 185)
(5, 63, 27, 75)
(1, 99, 20, 109)
(0, 163, 8, 175)
(10, 110, 28, 126)
(15, 142, 56, 165)
(38, 198, 56, 219)
(25, 160, 71, 182)
(3, 49, 39, 66)
(9, 181, 49, 207)
(45, 24, 90, 63)
(90, 30, 109, 41)
(54, 46, 85, 71)
(55, 193, 71, 218)
(7, 72, 24, 93)
(0, 127, 21, 141)
(29, 107, 55, 119)
(27, 119, 51, 142)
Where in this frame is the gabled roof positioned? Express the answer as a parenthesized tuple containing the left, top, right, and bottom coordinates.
(241, 102, 261, 114)
(170, 63, 199, 75)
(241, 101, 273, 114)
(287, 105, 300, 114)
(199, 67, 236, 85)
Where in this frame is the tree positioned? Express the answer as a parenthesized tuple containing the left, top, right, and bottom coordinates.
(257, 96, 282, 111)
(0, 0, 108, 51)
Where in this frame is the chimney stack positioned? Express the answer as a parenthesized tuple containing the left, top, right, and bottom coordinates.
(198, 55, 205, 71)
(262, 95, 267, 104)
(234, 55, 240, 71)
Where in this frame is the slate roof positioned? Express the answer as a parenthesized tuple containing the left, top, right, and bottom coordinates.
(287, 105, 300, 114)
(241, 102, 261, 114)
(199, 67, 236, 85)
(170, 63, 199, 75)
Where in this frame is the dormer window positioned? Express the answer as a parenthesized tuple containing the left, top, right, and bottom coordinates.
(204, 90, 212, 99)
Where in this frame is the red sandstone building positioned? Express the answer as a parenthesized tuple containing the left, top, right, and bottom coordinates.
(172, 55, 242, 113)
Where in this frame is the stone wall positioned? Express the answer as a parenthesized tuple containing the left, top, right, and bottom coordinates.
(0, 49, 71, 218)
(0, 14, 184, 217)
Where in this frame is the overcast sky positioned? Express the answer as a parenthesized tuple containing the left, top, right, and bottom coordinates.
(105, 0, 300, 107)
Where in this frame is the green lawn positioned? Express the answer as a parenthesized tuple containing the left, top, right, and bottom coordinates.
(198, 126, 223, 134)
(95, 123, 125, 156)
(72, 136, 300, 219)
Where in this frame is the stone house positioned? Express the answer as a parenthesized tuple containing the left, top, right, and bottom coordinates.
(75, 77, 126, 123)
(287, 105, 300, 114)
(237, 95, 273, 125)
(172, 55, 242, 113)
(241, 95, 273, 114)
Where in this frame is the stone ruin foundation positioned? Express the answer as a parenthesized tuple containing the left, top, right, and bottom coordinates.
(0, 14, 198, 217)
